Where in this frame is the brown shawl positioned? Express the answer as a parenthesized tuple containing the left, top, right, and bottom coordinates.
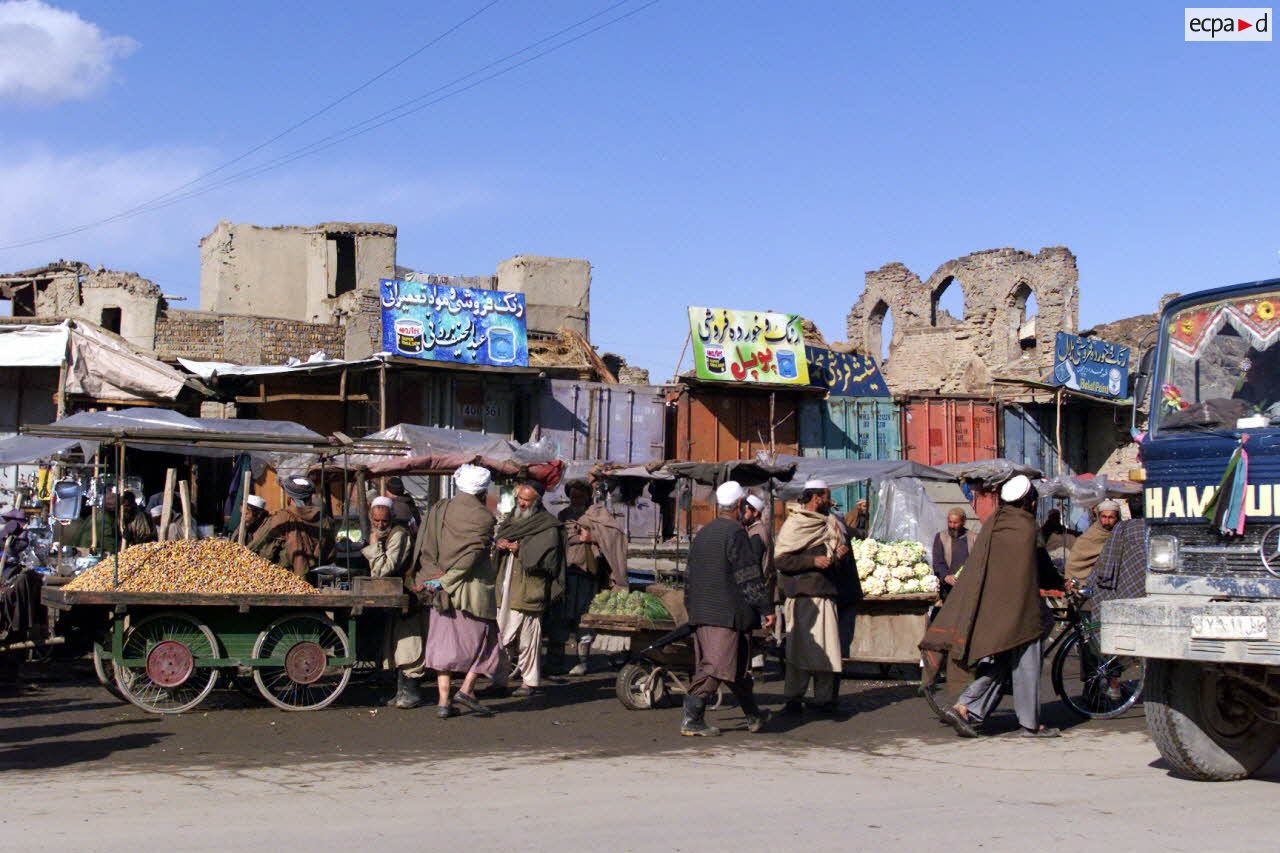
(414, 494, 497, 618)
(1064, 521, 1111, 582)
(249, 504, 325, 577)
(577, 504, 628, 589)
(920, 504, 1044, 670)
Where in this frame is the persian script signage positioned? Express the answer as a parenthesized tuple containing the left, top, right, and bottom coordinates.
(687, 307, 809, 385)
(380, 278, 528, 367)
(805, 347, 890, 397)
(1052, 332, 1130, 398)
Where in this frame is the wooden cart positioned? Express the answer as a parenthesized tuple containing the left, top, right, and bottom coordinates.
(42, 586, 406, 714)
(846, 592, 938, 670)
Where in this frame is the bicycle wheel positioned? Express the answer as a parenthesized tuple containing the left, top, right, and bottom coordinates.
(1051, 629, 1144, 720)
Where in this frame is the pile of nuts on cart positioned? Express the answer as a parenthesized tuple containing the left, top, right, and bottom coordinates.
(64, 540, 318, 595)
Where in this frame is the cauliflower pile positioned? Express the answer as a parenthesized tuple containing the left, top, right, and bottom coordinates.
(853, 538, 940, 597)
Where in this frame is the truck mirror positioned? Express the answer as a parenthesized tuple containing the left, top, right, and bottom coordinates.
(1139, 346, 1156, 376)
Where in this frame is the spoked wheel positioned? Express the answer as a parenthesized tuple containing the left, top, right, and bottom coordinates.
(616, 661, 663, 710)
(91, 640, 125, 702)
(1051, 630, 1144, 720)
(251, 613, 352, 711)
(114, 612, 219, 714)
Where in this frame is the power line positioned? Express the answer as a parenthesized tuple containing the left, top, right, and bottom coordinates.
(0, 1, 502, 251)
(0, 0, 658, 250)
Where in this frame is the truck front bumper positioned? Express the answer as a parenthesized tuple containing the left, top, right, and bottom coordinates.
(1100, 596, 1280, 665)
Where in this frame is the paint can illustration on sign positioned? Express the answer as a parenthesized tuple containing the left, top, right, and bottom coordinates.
(704, 345, 726, 374)
(776, 349, 798, 379)
(487, 327, 516, 363)
(395, 319, 425, 354)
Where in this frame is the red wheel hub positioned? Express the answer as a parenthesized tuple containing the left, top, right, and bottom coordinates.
(284, 642, 327, 685)
(146, 640, 194, 688)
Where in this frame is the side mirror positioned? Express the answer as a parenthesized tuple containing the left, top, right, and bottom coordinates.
(1139, 346, 1156, 376)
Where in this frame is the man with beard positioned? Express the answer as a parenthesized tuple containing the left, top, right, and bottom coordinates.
(551, 480, 601, 675)
(418, 464, 501, 719)
(774, 479, 857, 715)
(120, 491, 154, 546)
(363, 497, 425, 708)
(921, 475, 1063, 738)
(681, 481, 772, 737)
(250, 477, 328, 577)
(931, 507, 976, 601)
(492, 482, 565, 697)
(1064, 500, 1121, 591)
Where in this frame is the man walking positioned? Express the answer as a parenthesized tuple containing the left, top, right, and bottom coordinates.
(681, 481, 772, 737)
(775, 479, 855, 715)
(418, 464, 501, 719)
(921, 475, 1063, 738)
(363, 496, 426, 709)
(493, 482, 565, 697)
(931, 507, 976, 600)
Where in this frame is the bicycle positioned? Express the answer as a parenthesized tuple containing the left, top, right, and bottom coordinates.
(921, 590, 1144, 725)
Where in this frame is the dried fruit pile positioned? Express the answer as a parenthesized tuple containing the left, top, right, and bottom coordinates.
(65, 540, 317, 595)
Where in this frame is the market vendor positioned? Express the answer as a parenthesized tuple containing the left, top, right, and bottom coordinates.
(120, 491, 154, 546)
(415, 464, 501, 719)
(249, 476, 328, 577)
(363, 496, 427, 709)
(1064, 500, 1121, 590)
(550, 479, 600, 676)
(242, 495, 269, 541)
(384, 477, 420, 533)
(492, 481, 565, 698)
(774, 479, 857, 716)
(931, 508, 976, 600)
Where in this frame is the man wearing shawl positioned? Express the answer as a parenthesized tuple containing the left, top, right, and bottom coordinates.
(1064, 500, 1121, 590)
(493, 481, 565, 697)
(551, 480, 604, 675)
(775, 479, 857, 715)
(363, 497, 424, 709)
(921, 475, 1063, 738)
(250, 476, 328, 577)
(416, 464, 500, 719)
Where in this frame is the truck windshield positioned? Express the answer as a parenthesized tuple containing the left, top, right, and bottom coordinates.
(1156, 290, 1280, 433)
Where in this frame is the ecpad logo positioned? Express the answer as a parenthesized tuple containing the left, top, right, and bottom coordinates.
(1186, 8, 1272, 40)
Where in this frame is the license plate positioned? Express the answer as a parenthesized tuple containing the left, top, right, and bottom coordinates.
(1191, 614, 1268, 640)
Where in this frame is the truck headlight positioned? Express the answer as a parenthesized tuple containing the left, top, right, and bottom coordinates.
(1148, 535, 1178, 572)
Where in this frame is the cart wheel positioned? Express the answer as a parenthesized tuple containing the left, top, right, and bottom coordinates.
(113, 612, 219, 714)
(251, 613, 352, 711)
(616, 662, 659, 710)
(91, 641, 125, 702)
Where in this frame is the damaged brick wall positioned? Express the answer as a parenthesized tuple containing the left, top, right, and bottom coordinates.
(846, 247, 1080, 396)
(155, 310, 347, 364)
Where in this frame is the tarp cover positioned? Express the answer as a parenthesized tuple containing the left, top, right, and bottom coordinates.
(336, 423, 563, 487)
(0, 323, 68, 367)
(773, 455, 954, 498)
(664, 460, 797, 488)
(66, 323, 187, 401)
(938, 459, 1044, 490)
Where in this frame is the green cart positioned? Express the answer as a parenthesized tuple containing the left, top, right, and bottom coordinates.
(42, 586, 406, 714)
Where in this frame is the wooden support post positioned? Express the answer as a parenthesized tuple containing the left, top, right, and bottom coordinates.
(90, 452, 100, 552)
(236, 468, 252, 546)
(178, 481, 193, 541)
(159, 468, 176, 542)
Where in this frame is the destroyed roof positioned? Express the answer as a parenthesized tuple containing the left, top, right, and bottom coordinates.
(528, 327, 616, 382)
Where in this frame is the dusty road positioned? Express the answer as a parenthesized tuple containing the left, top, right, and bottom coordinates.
(2, 663, 1276, 852)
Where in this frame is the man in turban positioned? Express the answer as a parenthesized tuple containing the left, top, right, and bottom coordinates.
(363, 496, 424, 708)
(1064, 500, 1122, 591)
(416, 464, 501, 718)
(921, 474, 1064, 738)
(250, 476, 328, 577)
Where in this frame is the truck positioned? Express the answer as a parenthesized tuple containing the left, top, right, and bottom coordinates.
(1101, 278, 1280, 780)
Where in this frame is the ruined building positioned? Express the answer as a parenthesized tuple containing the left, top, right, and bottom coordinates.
(846, 247, 1080, 396)
(0, 261, 165, 351)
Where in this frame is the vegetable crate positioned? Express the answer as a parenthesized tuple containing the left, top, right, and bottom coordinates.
(42, 587, 406, 714)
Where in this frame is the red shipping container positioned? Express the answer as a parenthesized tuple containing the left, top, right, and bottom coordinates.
(901, 398, 998, 467)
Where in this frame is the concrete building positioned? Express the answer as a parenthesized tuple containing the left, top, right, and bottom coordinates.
(0, 261, 165, 351)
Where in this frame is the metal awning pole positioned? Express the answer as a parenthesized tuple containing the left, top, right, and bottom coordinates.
(113, 440, 124, 587)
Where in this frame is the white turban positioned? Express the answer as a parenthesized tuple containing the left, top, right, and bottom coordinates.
(453, 464, 491, 496)
(745, 494, 765, 512)
(1097, 499, 1121, 513)
(370, 496, 394, 510)
(715, 480, 745, 507)
(803, 478, 829, 491)
(1000, 474, 1032, 502)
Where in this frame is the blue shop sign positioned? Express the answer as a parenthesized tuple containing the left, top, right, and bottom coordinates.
(379, 278, 528, 367)
(1052, 332, 1130, 398)
(805, 346, 890, 397)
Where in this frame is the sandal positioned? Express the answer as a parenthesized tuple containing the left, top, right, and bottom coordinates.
(1019, 725, 1061, 738)
(942, 707, 979, 738)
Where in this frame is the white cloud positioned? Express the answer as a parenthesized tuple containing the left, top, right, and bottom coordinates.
(0, 1, 137, 105)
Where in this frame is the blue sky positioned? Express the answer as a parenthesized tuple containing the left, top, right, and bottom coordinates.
(2, 1, 1278, 378)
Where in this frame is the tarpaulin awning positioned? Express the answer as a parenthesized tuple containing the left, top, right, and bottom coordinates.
(663, 460, 797, 488)
(938, 459, 1044, 490)
(0, 323, 68, 367)
(332, 423, 564, 488)
(773, 455, 955, 499)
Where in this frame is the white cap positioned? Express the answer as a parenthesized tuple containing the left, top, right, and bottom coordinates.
(453, 464, 492, 496)
(745, 494, 765, 512)
(803, 478, 829, 491)
(370, 496, 394, 510)
(149, 506, 163, 518)
(245, 495, 267, 510)
(715, 481, 745, 507)
(1000, 474, 1032, 503)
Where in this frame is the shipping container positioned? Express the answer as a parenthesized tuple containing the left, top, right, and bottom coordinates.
(534, 380, 670, 542)
(901, 398, 998, 467)
(799, 396, 900, 514)
(672, 382, 807, 531)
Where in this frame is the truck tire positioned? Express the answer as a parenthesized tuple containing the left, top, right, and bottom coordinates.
(1144, 659, 1280, 781)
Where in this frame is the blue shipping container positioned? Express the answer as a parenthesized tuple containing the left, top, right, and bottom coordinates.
(799, 396, 901, 514)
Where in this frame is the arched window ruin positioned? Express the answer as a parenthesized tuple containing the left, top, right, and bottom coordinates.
(868, 299, 893, 364)
(1009, 282, 1038, 352)
(931, 277, 965, 326)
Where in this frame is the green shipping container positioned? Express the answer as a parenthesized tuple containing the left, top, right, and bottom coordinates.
(798, 396, 901, 515)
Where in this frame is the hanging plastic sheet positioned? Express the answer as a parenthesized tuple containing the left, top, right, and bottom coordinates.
(869, 477, 951, 551)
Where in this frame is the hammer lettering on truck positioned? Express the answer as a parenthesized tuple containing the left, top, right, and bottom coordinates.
(1145, 484, 1279, 520)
